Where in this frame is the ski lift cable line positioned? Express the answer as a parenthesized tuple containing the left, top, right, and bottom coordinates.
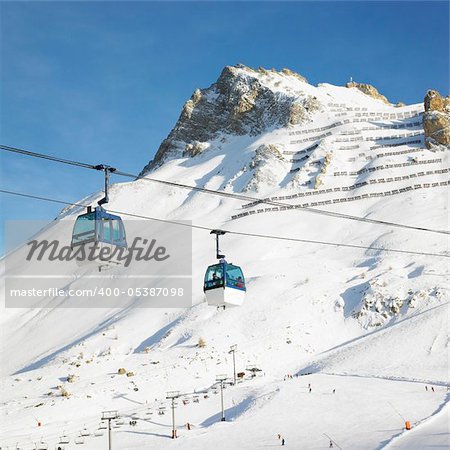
(116, 169, 450, 236)
(0, 188, 448, 259)
(1, 144, 448, 236)
(0, 144, 95, 169)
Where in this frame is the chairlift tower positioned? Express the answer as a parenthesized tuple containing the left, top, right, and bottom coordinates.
(101, 410, 118, 450)
(216, 374, 228, 421)
(166, 391, 181, 439)
(228, 344, 237, 385)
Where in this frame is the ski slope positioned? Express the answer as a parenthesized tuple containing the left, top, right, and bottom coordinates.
(1, 67, 448, 449)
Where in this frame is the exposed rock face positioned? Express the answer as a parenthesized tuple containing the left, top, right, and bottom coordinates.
(313, 152, 333, 189)
(244, 144, 287, 192)
(423, 89, 450, 149)
(354, 276, 436, 329)
(281, 67, 308, 83)
(424, 89, 449, 111)
(287, 95, 321, 126)
(249, 144, 284, 169)
(345, 81, 390, 104)
(287, 102, 307, 126)
(139, 65, 320, 175)
(183, 141, 209, 157)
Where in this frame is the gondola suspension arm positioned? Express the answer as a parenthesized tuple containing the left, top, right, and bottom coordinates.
(94, 164, 116, 206)
(210, 229, 226, 260)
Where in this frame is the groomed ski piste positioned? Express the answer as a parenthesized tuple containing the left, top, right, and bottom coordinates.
(1, 66, 449, 449)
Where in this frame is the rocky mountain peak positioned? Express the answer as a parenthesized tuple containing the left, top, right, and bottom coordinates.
(139, 65, 319, 176)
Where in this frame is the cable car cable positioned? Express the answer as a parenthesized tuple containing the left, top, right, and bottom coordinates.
(1, 188, 448, 259)
(1, 144, 448, 236)
(0, 144, 95, 169)
(115, 169, 450, 236)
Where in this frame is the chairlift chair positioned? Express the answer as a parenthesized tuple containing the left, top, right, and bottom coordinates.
(74, 436, 85, 445)
(35, 442, 48, 450)
(59, 434, 70, 444)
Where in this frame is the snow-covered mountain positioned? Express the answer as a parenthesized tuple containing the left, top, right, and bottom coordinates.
(1, 65, 449, 450)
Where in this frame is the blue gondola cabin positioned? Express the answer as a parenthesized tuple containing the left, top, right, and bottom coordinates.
(204, 260, 246, 307)
(71, 206, 127, 268)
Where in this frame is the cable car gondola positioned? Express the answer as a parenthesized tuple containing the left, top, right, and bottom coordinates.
(71, 165, 127, 269)
(203, 230, 246, 308)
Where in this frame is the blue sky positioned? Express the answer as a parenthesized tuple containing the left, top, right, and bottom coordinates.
(1, 1, 448, 254)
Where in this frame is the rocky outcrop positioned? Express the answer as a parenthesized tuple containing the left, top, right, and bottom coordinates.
(287, 102, 307, 126)
(287, 96, 321, 126)
(139, 65, 320, 175)
(281, 67, 308, 83)
(345, 81, 390, 104)
(181, 89, 202, 120)
(313, 152, 332, 189)
(249, 144, 284, 169)
(354, 277, 437, 329)
(244, 144, 287, 192)
(423, 89, 450, 149)
(424, 89, 449, 111)
(183, 141, 209, 157)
